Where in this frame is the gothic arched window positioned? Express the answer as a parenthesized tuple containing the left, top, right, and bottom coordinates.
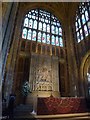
(75, 2, 90, 43)
(22, 9, 63, 47)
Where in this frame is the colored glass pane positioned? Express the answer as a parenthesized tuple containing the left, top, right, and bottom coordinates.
(75, 22, 78, 31)
(24, 18, 28, 27)
(27, 29, 32, 40)
(77, 32, 80, 43)
(59, 37, 63, 47)
(78, 18, 81, 28)
(42, 33, 46, 43)
(41, 18, 44, 22)
(84, 25, 88, 36)
(39, 22, 42, 30)
(56, 27, 58, 35)
(51, 25, 55, 34)
(53, 21, 56, 25)
(85, 10, 89, 21)
(48, 20, 50, 23)
(80, 29, 83, 40)
(29, 19, 33, 28)
(33, 20, 37, 29)
(28, 14, 30, 18)
(47, 24, 50, 33)
(59, 28, 62, 36)
(82, 14, 86, 24)
(45, 18, 48, 23)
(82, 7, 85, 13)
(22, 28, 27, 39)
(29, 11, 31, 14)
(56, 36, 59, 46)
(87, 21, 90, 33)
(32, 31, 36, 41)
(43, 23, 46, 32)
(38, 32, 41, 42)
(51, 35, 55, 45)
(57, 22, 60, 26)
(30, 14, 31, 18)
(47, 34, 50, 44)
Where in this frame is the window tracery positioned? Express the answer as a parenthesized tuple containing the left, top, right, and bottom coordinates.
(75, 2, 90, 43)
(22, 9, 63, 47)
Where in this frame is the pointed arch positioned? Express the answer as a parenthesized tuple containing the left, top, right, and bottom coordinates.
(21, 9, 63, 47)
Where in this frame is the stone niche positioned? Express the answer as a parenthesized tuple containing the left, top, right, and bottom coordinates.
(27, 53, 60, 100)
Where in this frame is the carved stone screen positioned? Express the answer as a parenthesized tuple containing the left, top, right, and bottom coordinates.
(29, 53, 60, 97)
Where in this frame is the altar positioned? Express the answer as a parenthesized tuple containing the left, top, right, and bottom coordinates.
(37, 96, 88, 115)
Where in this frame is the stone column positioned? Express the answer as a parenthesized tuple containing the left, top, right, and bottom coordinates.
(3, 3, 19, 100)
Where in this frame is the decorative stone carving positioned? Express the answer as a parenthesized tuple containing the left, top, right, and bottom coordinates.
(29, 53, 59, 93)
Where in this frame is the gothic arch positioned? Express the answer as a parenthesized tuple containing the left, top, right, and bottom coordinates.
(20, 3, 64, 25)
(80, 50, 90, 97)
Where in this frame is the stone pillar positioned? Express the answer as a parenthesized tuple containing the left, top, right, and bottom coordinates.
(63, 19, 79, 97)
(3, 3, 19, 100)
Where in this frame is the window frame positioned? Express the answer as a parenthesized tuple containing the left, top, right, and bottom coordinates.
(21, 9, 63, 47)
(75, 2, 90, 43)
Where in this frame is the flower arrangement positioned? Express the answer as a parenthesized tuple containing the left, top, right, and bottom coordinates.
(22, 81, 31, 96)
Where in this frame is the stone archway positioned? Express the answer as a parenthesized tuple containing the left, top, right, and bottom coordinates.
(80, 50, 90, 97)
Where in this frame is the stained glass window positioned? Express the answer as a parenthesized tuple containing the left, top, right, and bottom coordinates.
(24, 18, 28, 27)
(76, 32, 80, 42)
(75, 22, 78, 31)
(84, 25, 88, 36)
(38, 32, 41, 42)
(82, 14, 86, 25)
(32, 31, 36, 41)
(52, 35, 55, 45)
(57, 22, 60, 27)
(33, 20, 37, 29)
(75, 2, 90, 43)
(59, 28, 62, 36)
(56, 27, 58, 35)
(80, 29, 83, 40)
(22, 9, 63, 47)
(27, 29, 32, 40)
(47, 24, 50, 33)
(78, 18, 81, 28)
(47, 34, 50, 44)
(56, 36, 59, 46)
(59, 37, 63, 47)
(29, 19, 33, 28)
(43, 23, 46, 32)
(85, 10, 89, 21)
(88, 22, 90, 33)
(22, 28, 27, 39)
(42, 33, 46, 43)
(52, 25, 55, 34)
